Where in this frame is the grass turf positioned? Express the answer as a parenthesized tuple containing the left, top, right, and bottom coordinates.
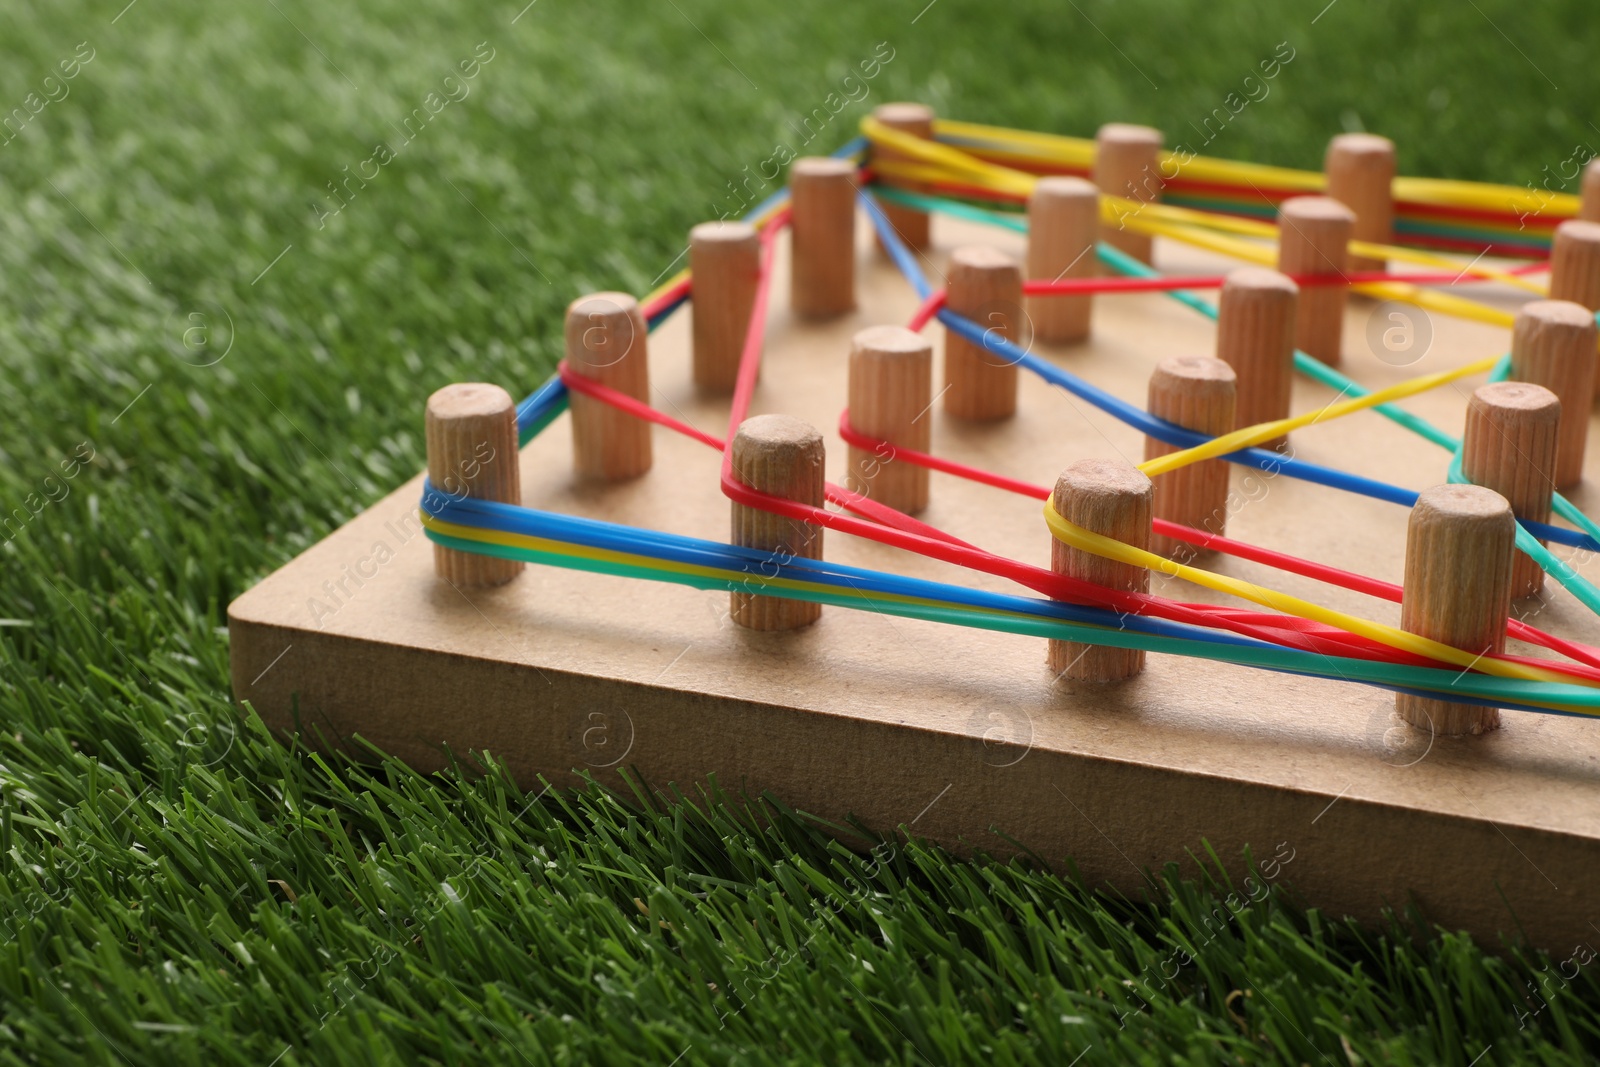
(2, 0, 1599, 1062)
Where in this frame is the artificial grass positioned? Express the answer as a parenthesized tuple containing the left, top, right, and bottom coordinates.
(2, 0, 1598, 1062)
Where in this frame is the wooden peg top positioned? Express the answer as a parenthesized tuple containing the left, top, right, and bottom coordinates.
(873, 102, 935, 135)
(1326, 132, 1394, 165)
(426, 381, 515, 424)
(1032, 175, 1099, 205)
(950, 244, 1020, 278)
(1471, 380, 1561, 421)
(1053, 457, 1153, 514)
(1518, 297, 1597, 334)
(1223, 266, 1300, 296)
(731, 413, 825, 470)
(853, 323, 931, 360)
(1150, 353, 1237, 397)
(690, 219, 758, 247)
(790, 156, 856, 182)
(947, 245, 1023, 318)
(1280, 195, 1357, 228)
(565, 291, 644, 372)
(1096, 123, 1163, 151)
(1410, 483, 1514, 536)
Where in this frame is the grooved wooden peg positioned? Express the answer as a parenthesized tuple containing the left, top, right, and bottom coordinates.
(1277, 196, 1355, 365)
(1395, 484, 1515, 736)
(943, 246, 1023, 421)
(1026, 176, 1099, 344)
(1094, 123, 1164, 264)
(1143, 356, 1237, 556)
(1215, 267, 1299, 451)
(1048, 459, 1153, 682)
(425, 383, 523, 588)
(789, 156, 857, 319)
(1462, 382, 1560, 599)
(871, 102, 936, 253)
(1580, 159, 1600, 222)
(729, 415, 826, 631)
(846, 325, 933, 514)
(1548, 220, 1600, 313)
(690, 221, 760, 392)
(566, 292, 652, 481)
(1509, 299, 1596, 487)
(1324, 133, 1395, 273)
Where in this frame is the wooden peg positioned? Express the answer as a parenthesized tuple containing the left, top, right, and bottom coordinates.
(871, 102, 936, 253)
(729, 414, 825, 631)
(1215, 267, 1298, 450)
(566, 292, 652, 481)
(1048, 459, 1153, 682)
(1509, 299, 1597, 487)
(1580, 158, 1600, 223)
(1026, 176, 1099, 344)
(1324, 133, 1395, 272)
(425, 383, 523, 588)
(1548, 219, 1600, 313)
(1143, 356, 1237, 556)
(690, 221, 760, 392)
(1276, 196, 1355, 365)
(1461, 382, 1560, 599)
(1094, 123, 1164, 264)
(789, 156, 857, 319)
(846, 325, 933, 514)
(943, 246, 1023, 421)
(1395, 484, 1515, 736)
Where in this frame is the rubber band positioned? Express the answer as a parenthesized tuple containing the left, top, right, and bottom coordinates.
(836, 412, 1600, 674)
(1041, 501, 1585, 688)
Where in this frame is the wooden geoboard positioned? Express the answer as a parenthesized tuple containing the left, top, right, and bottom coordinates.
(229, 211, 1600, 952)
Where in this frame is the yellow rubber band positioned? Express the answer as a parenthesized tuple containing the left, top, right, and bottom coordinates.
(931, 118, 1579, 217)
(1137, 354, 1501, 477)
(1041, 501, 1585, 689)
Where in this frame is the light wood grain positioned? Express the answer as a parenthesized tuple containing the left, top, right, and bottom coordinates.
(1215, 267, 1298, 451)
(871, 102, 935, 253)
(1277, 196, 1355, 366)
(1550, 220, 1600, 314)
(1325, 133, 1395, 273)
(789, 157, 857, 319)
(1048, 459, 1152, 682)
(690, 221, 760, 392)
(1462, 382, 1560, 599)
(1026, 176, 1098, 343)
(846, 325, 933, 514)
(943, 246, 1022, 421)
(566, 292, 652, 480)
(1510, 300, 1596, 488)
(425, 383, 523, 587)
(1397, 484, 1515, 736)
(1094, 123, 1163, 264)
(1144, 356, 1236, 556)
(730, 415, 825, 631)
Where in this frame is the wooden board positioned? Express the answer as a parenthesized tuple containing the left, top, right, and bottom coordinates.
(229, 211, 1600, 951)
